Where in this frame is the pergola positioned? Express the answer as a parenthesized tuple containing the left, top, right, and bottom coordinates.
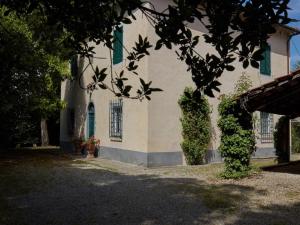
(239, 69, 300, 162)
(239, 69, 300, 118)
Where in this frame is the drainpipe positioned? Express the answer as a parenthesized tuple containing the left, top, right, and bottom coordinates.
(287, 31, 300, 74)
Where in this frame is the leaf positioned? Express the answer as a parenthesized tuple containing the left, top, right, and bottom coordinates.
(98, 84, 107, 89)
(140, 78, 146, 87)
(150, 88, 163, 92)
(122, 18, 132, 24)
(98, 73, 107, 82)
(123, 85, 132, 94)
(250, 60, 259, 69)
(226, 65, 235, 71)
(155, 41, 163, 50)
(243, 60, 249, 69)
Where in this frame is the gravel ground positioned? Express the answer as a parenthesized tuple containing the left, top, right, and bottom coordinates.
(1, 150, 300, 225)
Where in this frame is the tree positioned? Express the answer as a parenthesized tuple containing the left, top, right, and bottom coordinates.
(1, 0, 293, 100)
(0, 7, 70, 147)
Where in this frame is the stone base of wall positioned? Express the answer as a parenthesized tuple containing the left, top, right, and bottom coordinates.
(100, 146, 183, 167)
(60, 142, 183, 167)
(205, 147, 277, 163)
(60, 141, 276, 166)
(252, 147, 276, 158)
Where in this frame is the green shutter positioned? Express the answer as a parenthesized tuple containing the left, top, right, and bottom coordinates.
(113, 27, 123, 65)
(260, 44, 271, 76)
(88, 103, 95, 137)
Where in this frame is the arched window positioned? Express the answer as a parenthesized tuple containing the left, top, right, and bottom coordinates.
(87, 103, 95, 138)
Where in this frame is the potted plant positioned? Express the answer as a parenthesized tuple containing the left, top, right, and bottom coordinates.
(86, 136, 100, 157)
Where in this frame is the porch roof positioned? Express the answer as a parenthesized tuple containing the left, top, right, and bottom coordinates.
(239, 69, 300, 117)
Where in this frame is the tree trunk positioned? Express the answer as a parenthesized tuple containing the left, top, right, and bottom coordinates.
(41, 118, 49, 146)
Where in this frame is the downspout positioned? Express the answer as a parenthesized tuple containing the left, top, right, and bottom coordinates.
(287, 31, 300, 74)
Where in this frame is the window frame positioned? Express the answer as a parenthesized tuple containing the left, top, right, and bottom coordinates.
(87, 102, 95, 138)
(260, 112, 274, 143)
(109, 99, 123, 140)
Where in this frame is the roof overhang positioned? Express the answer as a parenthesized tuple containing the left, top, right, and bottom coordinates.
(239, 70, 300, 118)
(278, 24, 300, 35)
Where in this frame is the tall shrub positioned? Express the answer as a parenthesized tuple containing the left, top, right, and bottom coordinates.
(291, 122, 300, 154)
(218, 74, 255, 178)
(178, 87, 211, 165)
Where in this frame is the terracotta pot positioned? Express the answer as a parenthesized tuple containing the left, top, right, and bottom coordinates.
(87, 143, 95, 155)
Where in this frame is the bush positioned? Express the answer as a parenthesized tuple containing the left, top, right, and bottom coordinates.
(178, 87, 211, 165)
(274, 116, 290, 163)
(291, 121, 300, 154)
(218, 95, 256, 178)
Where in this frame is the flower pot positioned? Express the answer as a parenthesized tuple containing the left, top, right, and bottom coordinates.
(87, 143, 96, 155)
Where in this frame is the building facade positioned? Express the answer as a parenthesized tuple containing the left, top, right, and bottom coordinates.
(60, 1, 296, 166)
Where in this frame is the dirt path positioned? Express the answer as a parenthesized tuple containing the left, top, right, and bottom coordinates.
(1, 150, 300, 225)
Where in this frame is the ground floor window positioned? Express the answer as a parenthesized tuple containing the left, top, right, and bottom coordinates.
(260, 112, 273, 143)
(109, 99, 123, 139)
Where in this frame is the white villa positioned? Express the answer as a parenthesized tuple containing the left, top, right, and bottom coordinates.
(60, 1, 299, 166)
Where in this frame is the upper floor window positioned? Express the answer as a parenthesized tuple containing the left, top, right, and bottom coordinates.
(260, 112, 273, 143)
(260, 43, 271, 76)
(113, 26, 123, 65)
(109, 99, 123, 140)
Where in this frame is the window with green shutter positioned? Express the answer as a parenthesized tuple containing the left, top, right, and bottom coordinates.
(260, 43, 271, 76)
(113, 26, 123, 65)
(87, 103, 95, 138)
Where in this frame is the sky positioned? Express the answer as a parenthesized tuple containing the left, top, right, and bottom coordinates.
(288, 0, 300, 69)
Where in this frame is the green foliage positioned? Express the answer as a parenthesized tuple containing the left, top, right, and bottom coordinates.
(1, 0, 292, 99)
(274, 116, 290, 162)
(291, 122, 300, 154)
(218, 76, 255, 179)
(0, 7, 69, 147)
(178, 87, 211, 165)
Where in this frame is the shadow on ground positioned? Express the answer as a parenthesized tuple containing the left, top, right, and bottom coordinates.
(0, 149, 300, 225)
(263, 160, 300, 175)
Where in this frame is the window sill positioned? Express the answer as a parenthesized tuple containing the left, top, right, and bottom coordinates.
(260, 73, 271, 77)
(110, 137, 122, 142)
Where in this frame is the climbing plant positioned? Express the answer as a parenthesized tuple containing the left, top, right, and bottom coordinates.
(218, 74, 255, 178)
(178, 87, 211, 165)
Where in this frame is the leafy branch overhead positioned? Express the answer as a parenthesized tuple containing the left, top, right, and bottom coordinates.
(1, 0, 293, 99)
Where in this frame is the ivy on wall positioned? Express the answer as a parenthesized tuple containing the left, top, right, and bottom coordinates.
(178, 87, 211, 165)
(218, 74, 256, 179)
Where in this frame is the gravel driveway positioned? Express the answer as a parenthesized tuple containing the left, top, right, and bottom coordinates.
(1, 149, 300, 225)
